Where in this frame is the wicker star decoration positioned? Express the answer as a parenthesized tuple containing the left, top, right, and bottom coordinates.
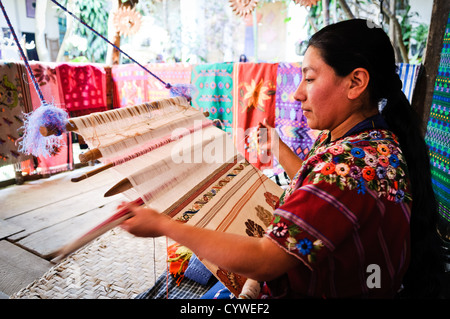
(112, 6, 142, 37)
(293, 0, 320, 7)
(229, 0, 259, 17)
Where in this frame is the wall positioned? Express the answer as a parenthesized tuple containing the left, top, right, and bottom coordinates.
(0, 0, 60, 61)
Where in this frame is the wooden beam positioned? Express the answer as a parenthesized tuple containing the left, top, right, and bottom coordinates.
(411, 0, 450, 136)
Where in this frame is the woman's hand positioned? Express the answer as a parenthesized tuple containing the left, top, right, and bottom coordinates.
(258, 119, 303, 180)
(119, 202, 171, 238)
(257, 118, 280, 159)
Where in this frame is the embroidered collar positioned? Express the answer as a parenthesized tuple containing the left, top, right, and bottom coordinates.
(284, 129, 411, 204)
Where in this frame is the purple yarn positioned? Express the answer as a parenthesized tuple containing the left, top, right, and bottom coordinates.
(169, 83, 197, 102)
(19, 103, 69, 158)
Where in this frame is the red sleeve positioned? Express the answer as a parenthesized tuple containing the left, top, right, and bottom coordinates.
(265, 181, 374, 269)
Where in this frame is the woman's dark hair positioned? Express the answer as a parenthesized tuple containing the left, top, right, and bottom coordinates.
(307, 19, 445, 298)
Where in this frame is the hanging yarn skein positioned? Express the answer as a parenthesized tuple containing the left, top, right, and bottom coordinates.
(0, 0, 68, 158)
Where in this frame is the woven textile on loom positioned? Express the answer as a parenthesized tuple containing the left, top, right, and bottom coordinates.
(191, 63, 234, 134)
(0, 61, 33, 167)
(232, 62, 278, 170)
(63, 96, 282, 297)
(425, 12, 450, 225)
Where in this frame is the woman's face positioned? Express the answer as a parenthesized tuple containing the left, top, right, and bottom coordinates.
(294, 46, 365, 138)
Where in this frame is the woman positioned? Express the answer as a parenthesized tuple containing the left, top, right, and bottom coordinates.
(120, 19, 443, 298)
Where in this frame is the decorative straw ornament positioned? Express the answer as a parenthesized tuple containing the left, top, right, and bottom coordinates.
(229, 0, 259, 17)
(112, 6, 142, 37)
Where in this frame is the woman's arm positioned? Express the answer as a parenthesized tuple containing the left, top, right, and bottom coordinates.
(121, 203, 300, 282)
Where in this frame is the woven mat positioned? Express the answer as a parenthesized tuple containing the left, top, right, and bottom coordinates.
(10, 228, 168, 299)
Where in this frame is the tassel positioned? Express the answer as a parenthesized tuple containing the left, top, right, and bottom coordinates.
(18, 103, 69, 157)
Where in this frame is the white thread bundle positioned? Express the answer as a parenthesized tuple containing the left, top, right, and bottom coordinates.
(98, 111, 209, 160)
(104, 120, 214, 167)
(70, 96, 193, 160)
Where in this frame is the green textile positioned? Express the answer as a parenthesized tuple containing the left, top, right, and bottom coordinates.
(191, 63, 234, 134)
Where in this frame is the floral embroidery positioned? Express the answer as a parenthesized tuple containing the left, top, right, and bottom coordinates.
(267, 215, 324, 264)
(0, 75, 18, 109)
(240, 79, 275, 112)
(297, 238, 313, 255)
(299, 129, 411, 203)
(271, 220, 289, 238)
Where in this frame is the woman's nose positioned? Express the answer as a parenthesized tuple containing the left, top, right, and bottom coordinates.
(293, 80, 306, 102)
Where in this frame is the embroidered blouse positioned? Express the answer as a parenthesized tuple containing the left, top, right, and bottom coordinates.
(265, 118, 412, 298)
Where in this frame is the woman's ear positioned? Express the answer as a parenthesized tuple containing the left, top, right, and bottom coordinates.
(347, 68, 370, 100)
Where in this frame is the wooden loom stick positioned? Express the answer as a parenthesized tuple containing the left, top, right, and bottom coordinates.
(71, 163, 114, 182)
(45, 197, 144, 261)
(39, 120, 77, 136)
(104, 177, 131, 197)
(79, 148, 103, 163)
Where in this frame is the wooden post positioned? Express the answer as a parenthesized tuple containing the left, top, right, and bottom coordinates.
(411, 0, 450, 136)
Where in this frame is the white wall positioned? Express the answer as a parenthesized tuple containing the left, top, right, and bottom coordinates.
(0, 0, 59, 39)
(409, 0, 433, 25)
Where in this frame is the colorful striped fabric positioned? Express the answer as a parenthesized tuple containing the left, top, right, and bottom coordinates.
(425, 13, 450, 225)
(397, 63, 421, 103)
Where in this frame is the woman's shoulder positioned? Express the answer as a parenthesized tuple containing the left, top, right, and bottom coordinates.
(300, 129, 411, 203)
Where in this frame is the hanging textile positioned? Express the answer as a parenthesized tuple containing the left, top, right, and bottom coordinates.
(191, 63, 234, 134)
(396, 63, 421, 103)
(425, 13, 450, 228)
(111, 63, 149, 108)
(56, 63, 108, 117)
(0, 61, 33, 167)
(28, 62, 73, 174)
(232, 62, 278, 170)
(146, 62, 192, 101)
(274, 62, 314, 175)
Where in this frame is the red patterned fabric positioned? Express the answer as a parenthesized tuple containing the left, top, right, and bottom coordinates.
(56, 63, 107, 116)
(265, 129, 411, 298)
(232, 62, 278, 170)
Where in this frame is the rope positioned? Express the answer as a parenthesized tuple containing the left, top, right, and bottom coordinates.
(0, 0, 45, 102)
(49, 0, 186, 98)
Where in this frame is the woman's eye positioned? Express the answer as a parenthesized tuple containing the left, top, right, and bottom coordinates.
(305, 79, 313, 83)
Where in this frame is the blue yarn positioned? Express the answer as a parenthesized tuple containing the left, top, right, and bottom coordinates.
(18, 103, 69, 158)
